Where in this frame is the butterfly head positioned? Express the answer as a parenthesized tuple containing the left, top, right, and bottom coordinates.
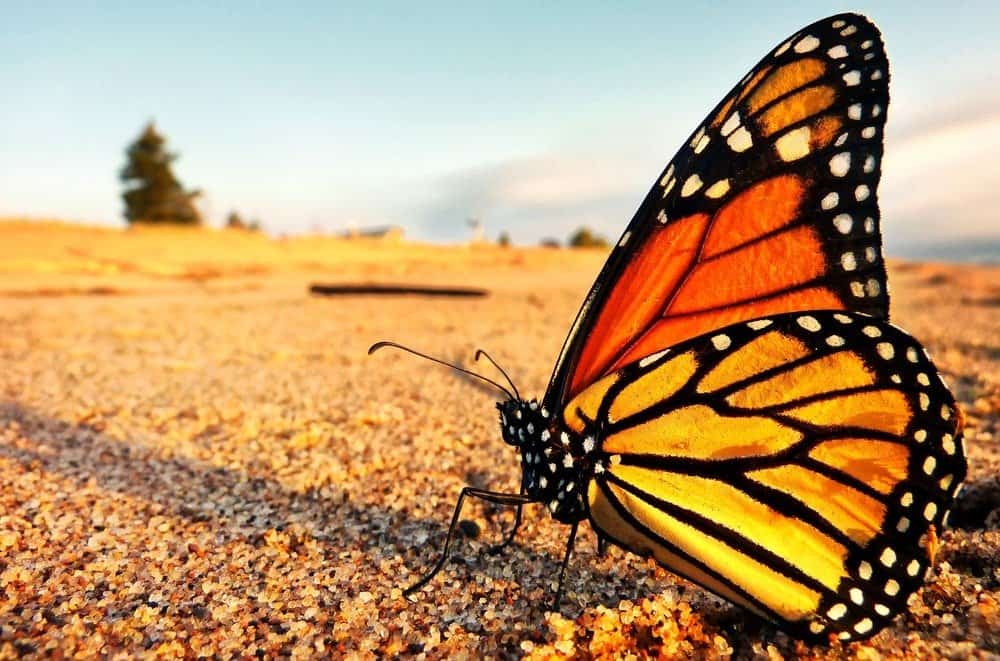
(497, 398, 550, 447)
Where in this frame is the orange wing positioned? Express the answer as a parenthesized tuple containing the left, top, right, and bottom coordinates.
(546, 13, 890, 408)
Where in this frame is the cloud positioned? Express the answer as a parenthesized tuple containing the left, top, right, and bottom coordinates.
(405, 90, 1000, 250)
(415, 152, 654, 242)
(882, 102, 1000, 242)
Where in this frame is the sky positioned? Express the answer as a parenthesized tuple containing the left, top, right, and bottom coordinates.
(3, 2, 999, 257)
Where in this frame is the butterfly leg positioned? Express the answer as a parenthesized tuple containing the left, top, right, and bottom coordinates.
(550, 520, 579, 611)
(404, 487, 535, 596)
(488, 486, 526, 555)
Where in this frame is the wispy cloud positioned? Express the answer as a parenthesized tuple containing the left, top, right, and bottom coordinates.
(414, 153, 653, 242)
(404, 90, 1000, 252)
(882, 94, 1000, 244)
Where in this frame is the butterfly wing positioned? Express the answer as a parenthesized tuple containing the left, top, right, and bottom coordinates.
(546, 13, 891, 409)
(563, 311, 965, 641)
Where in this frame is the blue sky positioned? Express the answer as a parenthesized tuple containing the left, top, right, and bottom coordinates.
(3, 2, 999, 253)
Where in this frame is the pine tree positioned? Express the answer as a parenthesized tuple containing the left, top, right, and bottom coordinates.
(120, 122, 202, 225)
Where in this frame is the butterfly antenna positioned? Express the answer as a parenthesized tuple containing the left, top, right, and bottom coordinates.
(474, 349, 521, 401)
(368, 341, 515, 400)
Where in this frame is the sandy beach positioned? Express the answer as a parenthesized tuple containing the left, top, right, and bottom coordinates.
(0, 222, 997, 658)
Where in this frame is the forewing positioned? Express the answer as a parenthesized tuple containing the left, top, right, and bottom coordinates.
(546, 13, 891, 408)
(566, 311, 966, 642)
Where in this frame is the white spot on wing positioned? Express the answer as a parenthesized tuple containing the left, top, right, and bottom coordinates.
(727, 126, 753, 152)
(841, 252, 857, 271)
(659, 164, 675, 187)
(794, 35, 820, 53)
(828, 45, 848, 59)
(862, 325, 881, 338)
(843, 70, 862, 86)
(693, 133, 711, 154)
(821, 192, 839, 210)
(704, 179, 730, 199)
(829, 152, 851, 177)
(747, 319, 772, 330)
(661, 177, 676, 198)
(833, 213, 853, 234)
(681, 174, 703, 197)
(775, 126, 811, 161)
(689, 127, 706, 149)
(638, 349, 669, 368)
(711, 334, 732, 350)
(721, 112, 741, 137)
(797, 315, 821, 332)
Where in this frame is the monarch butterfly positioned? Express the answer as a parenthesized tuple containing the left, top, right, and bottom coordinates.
(370, 12, 966, 643)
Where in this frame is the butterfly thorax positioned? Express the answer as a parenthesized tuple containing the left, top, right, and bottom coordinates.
(497, 398, 599, 524)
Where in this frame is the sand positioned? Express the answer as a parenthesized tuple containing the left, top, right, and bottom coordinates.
(0, 223, 997, 658)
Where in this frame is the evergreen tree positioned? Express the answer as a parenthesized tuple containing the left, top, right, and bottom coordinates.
(120, 122, 202, 225)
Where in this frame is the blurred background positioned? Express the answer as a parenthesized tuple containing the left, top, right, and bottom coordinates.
(2, 1, 998, 259)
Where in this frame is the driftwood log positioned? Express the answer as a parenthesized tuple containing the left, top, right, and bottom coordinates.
(308, 283, 488, 298)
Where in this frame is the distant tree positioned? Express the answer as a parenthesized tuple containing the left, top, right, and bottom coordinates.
(226, 210, 247, 229)
(498, 231, 511, 247)
(120, 122, 201, 225)
(539, 237, 561, 248)
(226, 211, 249, 230)
(227, 211, 262, 232)
(567, 226, 610, 249)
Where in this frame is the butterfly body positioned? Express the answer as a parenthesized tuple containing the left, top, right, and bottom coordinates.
(498, 399, 590, 524)
(379, 12, 968, 644)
